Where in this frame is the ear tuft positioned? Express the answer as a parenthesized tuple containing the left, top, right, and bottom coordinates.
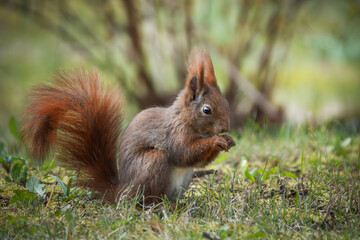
(186, 47, 216, 85)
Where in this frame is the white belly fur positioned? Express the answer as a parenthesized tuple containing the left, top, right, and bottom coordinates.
(168, 167, 193, 201)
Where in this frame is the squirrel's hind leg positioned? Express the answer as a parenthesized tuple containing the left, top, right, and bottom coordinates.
(128, 149, 171, 204)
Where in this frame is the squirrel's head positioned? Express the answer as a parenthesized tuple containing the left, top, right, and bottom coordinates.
(183, 48, 230, 137)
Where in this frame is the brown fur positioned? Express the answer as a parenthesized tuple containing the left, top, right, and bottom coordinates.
(21, 48, 236, 204)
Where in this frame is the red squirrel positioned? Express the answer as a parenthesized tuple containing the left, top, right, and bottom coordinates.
(21, 48, 236, 203)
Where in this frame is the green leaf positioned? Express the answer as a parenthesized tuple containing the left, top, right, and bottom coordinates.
(217, 224, 230, 239)
(26, 177, 46, 197)
(341, 137, 351, 147)
(64, 210, 76, 229)
(9, 116, 21, 142)
(216, 153, 229, 163)
(268, 167, 277, 174)
(282, 171, 297, 179)
(66, 177, 75, 196)
(19, 165, 28, 183)
(240, 157, 249, 175)
(245, 169, 255, 182)
(3, 155, 14, 163)
(0, 156, 11, 173)
(51, 175, 68, 196)
(61, 204, 71, 212)
(10, 161, 28, 184)
(26, 176, 40, 191)
(64, 189, 80, 202)
(257, 167, 273, 181)
(250, 167, 258, 176)
(10, 162, 22, 182)
(41, 159, 56, 171)
(261, 172, 270, 181)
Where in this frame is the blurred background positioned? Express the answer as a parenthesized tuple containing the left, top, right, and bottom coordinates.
(0, 0, 360, 139)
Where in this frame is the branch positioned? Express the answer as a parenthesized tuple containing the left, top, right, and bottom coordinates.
(226, 59, 282, 121)
(123, 0, 156, 95)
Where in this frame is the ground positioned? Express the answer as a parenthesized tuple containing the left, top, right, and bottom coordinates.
(1, 121, 359, 239)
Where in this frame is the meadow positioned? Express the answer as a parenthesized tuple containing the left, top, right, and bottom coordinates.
(1, 120, 359, 239)
(1, 1, 360, 239)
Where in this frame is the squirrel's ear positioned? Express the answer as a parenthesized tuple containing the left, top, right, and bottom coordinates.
(187, 71, 204, 99)
(185, 48, 216, 100)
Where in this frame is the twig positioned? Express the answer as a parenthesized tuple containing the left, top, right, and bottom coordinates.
(46, 181, 57, 208)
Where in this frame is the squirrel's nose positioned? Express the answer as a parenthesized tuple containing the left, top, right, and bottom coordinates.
(221, 121, 230, 133)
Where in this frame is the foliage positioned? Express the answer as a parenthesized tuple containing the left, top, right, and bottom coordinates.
(0, 153, 28, 185)
(1, 117, 360, 239)
(3, 0, 359, 130)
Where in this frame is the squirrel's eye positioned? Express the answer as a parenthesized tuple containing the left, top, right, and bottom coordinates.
(202, 106, 211, 115)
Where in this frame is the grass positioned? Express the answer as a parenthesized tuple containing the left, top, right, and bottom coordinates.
(1, 120, 359, 239)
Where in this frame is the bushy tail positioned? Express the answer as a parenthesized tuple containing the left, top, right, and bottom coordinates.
(21, 69, 123, 199)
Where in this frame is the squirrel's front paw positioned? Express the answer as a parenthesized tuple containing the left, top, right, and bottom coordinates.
(221, 134, 236, 151)
(212, 135, 236, 152)
(213, 136, 228, 152)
